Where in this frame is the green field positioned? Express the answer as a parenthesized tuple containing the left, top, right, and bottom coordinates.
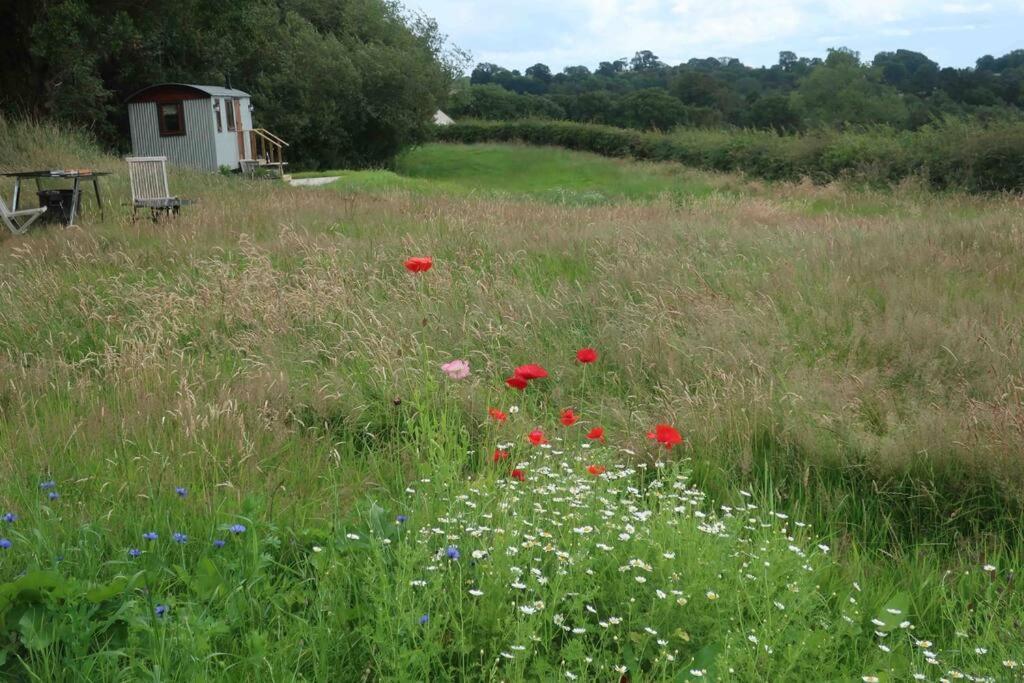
(295, 143, 730, 204)
(1, 120, 1022, 680)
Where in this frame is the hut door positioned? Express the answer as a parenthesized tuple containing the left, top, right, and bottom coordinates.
(234, 100, 245, 159)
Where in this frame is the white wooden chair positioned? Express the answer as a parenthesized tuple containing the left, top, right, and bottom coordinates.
(0, 194, 47, 235)
(125, 156, 192, 220)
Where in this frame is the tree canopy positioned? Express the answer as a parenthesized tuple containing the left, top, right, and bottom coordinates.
(0, 0, 464, 168)
(448, 48, 1024, 133)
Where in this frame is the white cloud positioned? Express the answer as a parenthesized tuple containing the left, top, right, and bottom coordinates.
(922, 23, 980, 31)
(411, 0, 1021, 70)
(940, 2, 993, 13)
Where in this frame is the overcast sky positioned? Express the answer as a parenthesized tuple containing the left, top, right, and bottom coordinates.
(410, 1, 1023, 72)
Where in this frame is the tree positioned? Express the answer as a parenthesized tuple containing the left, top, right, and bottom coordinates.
(670, 71, 726, 108)
(566, 91, 616, 123)
(471, 63, 508, 85)
(793, 48, 908, 128)
(561, 65, 592, 79)
(873, 50, 939, 95)
(630, 50, 663, 72)
(525, 63, 552, 84)
(777, 51, 798, 71)
(4, 0, 456, 168)
(597, 59, 628, 76)
(613, 89, 691, 129)
(447, 84, 565, 121)
(747, 95, 802, 132)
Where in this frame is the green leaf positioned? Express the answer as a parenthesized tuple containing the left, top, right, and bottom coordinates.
(872, 592, 910, 633)
(16, 606, 56, 651)
(0, 571, 70, 631)
(677, 643, 722, 682)
(86, 577, 130, 603)
(190, 558, 227, 600)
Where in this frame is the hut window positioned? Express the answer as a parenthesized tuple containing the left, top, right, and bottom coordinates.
(158, 102, 185, 136)
(225, 98, 236, 132)
(214, 99, 223, 132)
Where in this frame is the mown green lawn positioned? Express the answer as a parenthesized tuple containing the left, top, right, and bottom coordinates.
(296, 143, 728, 205)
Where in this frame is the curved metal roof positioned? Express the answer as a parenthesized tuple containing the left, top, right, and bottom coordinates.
(125, 83, 251, 102)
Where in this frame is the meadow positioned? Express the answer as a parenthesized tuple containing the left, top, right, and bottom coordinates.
(1, 119, 1023, 680)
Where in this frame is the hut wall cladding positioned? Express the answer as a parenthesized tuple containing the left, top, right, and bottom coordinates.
(128, 100, 217, 171)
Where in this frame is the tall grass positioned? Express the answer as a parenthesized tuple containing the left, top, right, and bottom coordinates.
(0, 117, 1022, 679)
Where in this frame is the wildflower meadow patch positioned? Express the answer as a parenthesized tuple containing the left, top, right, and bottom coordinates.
(0, 313, 1019, 679)
(2, 128, 1024, 680)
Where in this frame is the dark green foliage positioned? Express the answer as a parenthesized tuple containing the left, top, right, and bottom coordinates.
(746, 95, 802, 133)
(792, 49, 909, 128)
(610, 89, 715, 131)
(434, 118, 1024, 192)
(448, 47, 1024, 135)
(447, 85, 565, 121)
(0, 0, 458, 169)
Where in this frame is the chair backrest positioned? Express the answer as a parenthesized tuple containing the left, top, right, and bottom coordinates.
(125, 156, 172, 202)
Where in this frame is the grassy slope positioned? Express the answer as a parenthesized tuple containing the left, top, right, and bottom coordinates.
(1, 123, 1022, 679)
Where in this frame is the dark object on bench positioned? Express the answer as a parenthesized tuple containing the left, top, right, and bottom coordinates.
(37, 189, 81, 224)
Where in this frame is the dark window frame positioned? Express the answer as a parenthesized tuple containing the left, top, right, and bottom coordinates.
(157, 101, 186, 137)
(214, 99, 223, 133)
(224, 98, 236, 132)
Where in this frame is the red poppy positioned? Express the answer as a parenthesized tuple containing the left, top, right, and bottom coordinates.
(403, 256, 433, 273)
(488, 407, 508, 422)
(647, 423, 684, 449)
(576, 348, 598, 364)
(513, 364, 548, 381)
(511, 468, 526, 482)
(586, 426, 605, 442)
(505, 375, 528, 390)
(527, 429, 547, 446)
(560, 408, 579, 426)
(587, 464, 607, 476)
(493, 449, 509, 462)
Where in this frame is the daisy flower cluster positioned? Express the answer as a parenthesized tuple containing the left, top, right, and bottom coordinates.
(334, 430, 1009, 681)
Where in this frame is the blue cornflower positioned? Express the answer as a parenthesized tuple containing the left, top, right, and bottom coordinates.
(39, 480, 56, 490)
(2, 512, 16, 523)
(128, 548, 141, 558)
(143, 531, 158, 541)
(172, 532, 187, 544)
(212, 539, 226, 549)
(175, 487, 188, 498)
(229, 524, 246, 535)
(396, 515, 408, 524)
(47, 492, 60, 501)
(445, 546, 460, 560)
(155, 604, 168, 618)
(0, 538, 10, 550)
(419, 614, 429, 625)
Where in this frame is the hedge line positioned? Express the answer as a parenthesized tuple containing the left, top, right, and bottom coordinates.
(433, 119, 1024, 193)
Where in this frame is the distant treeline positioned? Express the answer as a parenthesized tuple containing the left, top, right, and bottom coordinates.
(435, 119, 1024, 193)
(0, 0, 464, 169)
(448, 49, 1024, 133)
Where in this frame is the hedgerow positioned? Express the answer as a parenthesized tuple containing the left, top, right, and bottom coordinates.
(433, 119, 1024, 192)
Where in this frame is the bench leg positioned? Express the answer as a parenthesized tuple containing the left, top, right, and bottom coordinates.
(93, 179, 104, 219)
(67, 178, 81, 226)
